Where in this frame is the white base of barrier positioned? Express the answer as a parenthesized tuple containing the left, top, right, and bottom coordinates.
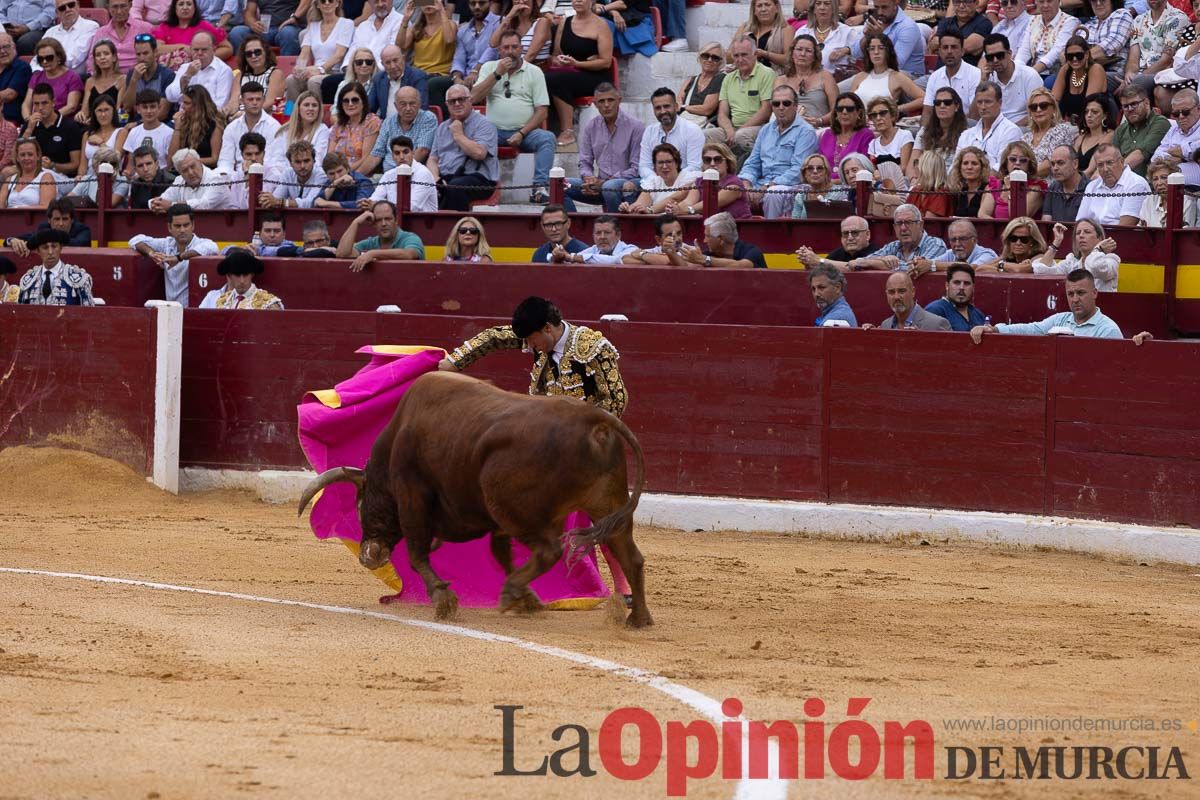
(180, 468, 1200, 566)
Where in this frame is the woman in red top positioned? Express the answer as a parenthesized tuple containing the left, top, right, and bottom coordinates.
(906, 151, 954, 218)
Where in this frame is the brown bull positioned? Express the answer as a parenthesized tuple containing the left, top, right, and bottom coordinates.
(298, 371, 653, 627)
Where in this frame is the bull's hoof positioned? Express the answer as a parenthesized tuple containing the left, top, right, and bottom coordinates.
(499, 587, 543, 615)
(378, 593, 404, 606)
(432, 588, 459, 620)
(626, 609, 654, 628)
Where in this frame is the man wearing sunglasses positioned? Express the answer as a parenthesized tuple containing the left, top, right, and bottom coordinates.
(85, 0, 153, 72)
(1076, 142, 1150, 227)
(737, 85, 817, 219)
(1151, 88, 1200, 186)
(39, 0, 98, 73)
(1112, 86, 1168, 178)
(979, 34, 1041, 126)
(0, 0, 54, 56)
(988, 0, 1030, 56)
(428, 83, 499, 211)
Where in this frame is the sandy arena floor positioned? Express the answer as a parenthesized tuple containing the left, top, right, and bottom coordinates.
(1, 446, 1198, 800)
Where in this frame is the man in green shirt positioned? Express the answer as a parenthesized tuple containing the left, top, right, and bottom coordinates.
(708, 35, 774, 160)
(335, 199, 425, 272)
(1113, 85, 1170, 178)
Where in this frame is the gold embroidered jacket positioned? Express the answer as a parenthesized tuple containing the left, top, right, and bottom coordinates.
(213, 285, 285, 310)
(448, 323, 628, 417)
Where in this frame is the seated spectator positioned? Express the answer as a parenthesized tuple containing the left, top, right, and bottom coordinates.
(1033, 218, 1119, 290)
(1051, 36, 1105, 125)
(24, 38, 83, 119)
(931, 218, 998, 267)
(1022, 87, 1077, 178)
(328, 81, 380, 176)
(224, 34, 284, 117)
(448, 0, 499, 90)
(68, 146, 130, 207)
(122, 36, 175, 124)
(276, 220, 339, 258)
(545, 0, 614, 147)
(848, 33, 923, 118)
(128, 144, 174, 208)
(552, 213, 635, 264)
(620, 143, 697, 214)
(976, 214, 1047, 274)
(79, 95, 127, 178)
(924, 262, 989, 331)
(168, 84, 223, 168)
(15, 229, 94, 306)
(323, 46, 378, 106)
(1080, 0, 1133, 91)
(151, 147, 229, 210)
(0, 33, 31, 126)
(0, 0, 53, 58)
(472, 30, 560, 205)
(666, 141, 750, 219)
(738, 85, 818, 218)
(622, 213, 684, 265)
(971, 269, 1140, 341)
(3, 196, 90, 257)
(794, 214, 877, 271)
(219, 82, 280, 175)
(0, 138, 55, 209)
(988, 1, 1031, 62)
(342, 3, 406, 98)
(1072, 93, 1116, 179)
(207, 249, 284, 310)
(868, 96, 913, 178)
(679, 43, 726, 128)
(335, 199, 426, 270)
(491, 0, 551, 68)
(949, 145, 992, 217)
(77, 40, 126, 127)
(367, 135, 437, 212)
(428, 83, 498, 211)
(164, 31, 234, 109)
(807, 263, 858, 326)
(732, 0, 795, 74)
(267, 90, 331, 170)
(263, 140, 326, 209)
(532, 204, 585, 262)
(24, 87, 83, 187)
(399, 0, 458, 111)
(368, 45, 429, 118)
(564, 82, 643, 211)
(228, 0, 305, 58)
(640, 86, 705, 180)
(130, 202, 219, 304)
(979, 34, 1042, 127)
(153, 0, 232, 66)
(850, 0, 926, 79)
(1013, 0, 1078, 86)
(906, 150, 955, 218)
(223, 131, 266, 208)
(1151, 88, 1200, 187)
(667, 211, 767, 269)
(246, 211, 294, 256)
(709, 35, 773, 159)
(852, 203, 949, 271)
(284, 0, 354, 101)
(774, 35, 835, 129)
(87, 0, 155, 72)
(820, 92, 872, 181)
(980, 140, 1045, 219)
(123, 89, 174, 174)
(1141, 159, 1200, 226)
(313, 151, 370, 209)
(41, 0, 99, 74)
(921, 32, 981, 129)
(444, 215, 494, 263)
(0, 253, 15, 302)
(362, 87, 435, 175)
(1041, 144, 1085, 221)
(910, 87, 967, 184)
(797, 0, 857, 73)
(1113, 85, 1168, 179)
(866, 272, 952, 330)
(931, 0, 992, 63)
(1076, 143, 1149, 226)
(956, 83, 1021, 171)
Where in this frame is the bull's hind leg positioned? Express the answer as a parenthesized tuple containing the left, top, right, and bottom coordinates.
(496, 530, 562, 615)
(587, 509, 652, 628)
(489, 534, 514, 576)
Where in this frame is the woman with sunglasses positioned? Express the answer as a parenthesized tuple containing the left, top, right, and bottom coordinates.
(225, 34, 285, 117)
(909, 87, 968, 183)
(866, 96, 912, 174)
(168, 84, 223, 168)
(789, 152, 836, 218)
(991, 0, 1032, 56)
(152, 0, 232, 67)
(444, 216, 494, 262)
(399, 0, 458, 110)
(329, 82, 379, 175)
(1071, 93, 1115, 178)
(286, 0, 355, 101)
(619, 143, 698, 213)
(819, 92, 871, 180)
(0, 139, 55, 210)
(849, 33, 923, 116)
(324, 47, 377, 106)
(1021, 86, 1075, 177)
(732, 0, 794, 73)
(1032, 218, 1119, 291)
(1051, 36, 1104, 125)
(798, 0, 856, 81)
(774, 35, 836, 128)
(979, 140, 1045, 218)
(665, 142, 750, 218)
(268, 90, 331, 169)
(949, 145, 992, 217)
(546, 0, 613, 147)
(976, 215, 1046, 274)
(78, 95, 128, 178)
(678, 43, 725, 127)
(490, 0, 552, 65)
(23, 39, 83, 120)
(75, 40, 125, 126)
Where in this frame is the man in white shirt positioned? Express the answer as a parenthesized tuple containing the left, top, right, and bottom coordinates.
(556, 214, 637, 264)
(342, 0, 403, 73)
(366, 134, 436, 212)
(980, 33, 1042, 126)
(1076, 143, 1150, 227)
(37, 0, 98, 73)
(221, 131, 266, 209)
(151, 148, 231, 211)
(922, 31, 981, 128)
(1151, 88, 1200, 185)
(130, 202, 219, 305)
(638, 86, 704, 181)
(164, 31, 234, 107)
(263, 140, 326, 209)
(955, 82, 1022, 169)
(218, 81, 280, 174)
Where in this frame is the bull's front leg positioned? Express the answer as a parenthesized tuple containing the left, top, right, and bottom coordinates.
(405, 534, 459, 620)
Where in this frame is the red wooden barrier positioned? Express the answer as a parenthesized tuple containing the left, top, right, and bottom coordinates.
(0, 305, 159, 475)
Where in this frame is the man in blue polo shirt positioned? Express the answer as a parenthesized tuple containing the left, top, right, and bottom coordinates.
(808, 263, 857, 327)
(925, 263, 988, 332)
(533, 204, 586, 263)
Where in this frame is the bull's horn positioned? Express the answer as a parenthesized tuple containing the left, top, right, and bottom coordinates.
(297, 466, 366, 516)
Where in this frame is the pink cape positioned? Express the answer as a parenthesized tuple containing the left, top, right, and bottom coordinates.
(296, 346, 610, 610)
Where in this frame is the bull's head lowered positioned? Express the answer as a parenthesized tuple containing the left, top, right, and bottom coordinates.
(297, 466, 397, 570)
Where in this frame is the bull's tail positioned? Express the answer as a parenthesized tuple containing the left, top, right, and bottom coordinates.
(566, 414, 645, 563)
(297, 466, 367, 516)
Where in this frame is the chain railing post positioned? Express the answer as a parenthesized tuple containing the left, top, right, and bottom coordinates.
(1165, 172, 1185, 333)
(1009, 168, 1027, 220)
(855, 169, 872, 218)
(97, 162, 113, 247)
(549, 165, 565, 206)
(701, 168, 718, 217)
(247, 163, 264, 241)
